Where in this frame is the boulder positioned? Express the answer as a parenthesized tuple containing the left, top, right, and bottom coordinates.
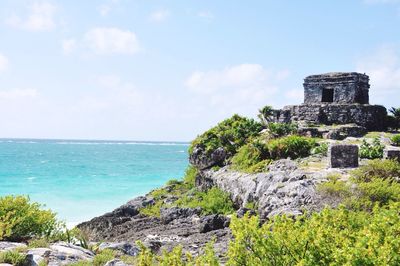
(0, 242, 27, 252)
(328, 144, 359, 168)
(26, 248, 51, 266)
(199, 215, 230, 233)
(160, 207, 201, 224)
(104, 259, 131, 266)
(236, 208, 256, 218)
(111, 196, 155, 218)
(189, 146, 227, 170)
(384, 148, 400, 162)
(98, 242, 139, 256)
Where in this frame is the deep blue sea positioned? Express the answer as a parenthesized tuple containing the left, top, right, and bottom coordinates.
(0, 139, 189, 226)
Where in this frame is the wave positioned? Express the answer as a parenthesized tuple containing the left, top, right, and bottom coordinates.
(55, 141, 189, 146)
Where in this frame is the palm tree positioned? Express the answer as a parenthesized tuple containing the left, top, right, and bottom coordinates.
(258, 105, 274, 126)
(389, 107, 400, 131)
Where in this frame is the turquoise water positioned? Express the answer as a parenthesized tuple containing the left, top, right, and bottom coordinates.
(0, 139, 189, 225)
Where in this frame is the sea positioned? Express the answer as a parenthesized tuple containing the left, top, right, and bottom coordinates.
(0, 139, 189, 226)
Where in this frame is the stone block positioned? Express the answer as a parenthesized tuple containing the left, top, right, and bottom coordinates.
(328, 144, 359, 168)
(384, 148, 400, 162)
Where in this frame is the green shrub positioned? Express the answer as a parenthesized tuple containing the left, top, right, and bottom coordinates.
(176, 187, 235, 215)
(311, 142, 329, 156)
(231, 141, 270, 173)
(388, 107, 400, 131)
(317, 174, 352, 199)
(0, 250, 26, 266)
(359, 138, 384, 159)
(267, 135, 316, 160)
(258, 105, 274, 126)
(391, 134, 400, 146)
(227, 203, 400, 266)
(352, 159, 400, 182)
(0, 195, 61, 241)
(28, 238, 50, 248)
(267, 122, 298, 138)
(182, 165, 197, 189)
(189, 114, 262, 156)
(134, 241, 219, 266)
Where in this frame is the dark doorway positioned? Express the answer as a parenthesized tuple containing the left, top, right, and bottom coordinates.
(322, 88, 334, 102)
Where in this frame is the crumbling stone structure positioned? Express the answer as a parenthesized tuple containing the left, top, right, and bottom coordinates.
(274, 72, 387, 131)
(329, 144, 359, 168)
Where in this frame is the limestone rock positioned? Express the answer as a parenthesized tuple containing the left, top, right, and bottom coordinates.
(189, 146, 227, 170)
(104, 259, 131, 266)
(384, 148, 400, 162)
(98, 242, 139, 256)
(160, 207, 201, 224)
(199, 215, 230, 233)
(0, 242, 27, 252)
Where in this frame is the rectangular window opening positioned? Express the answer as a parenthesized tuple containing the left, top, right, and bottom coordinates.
(322, 88, 334, 103)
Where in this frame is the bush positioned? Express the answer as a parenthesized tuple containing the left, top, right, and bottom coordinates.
(189, 114, 263, 156)
(227, 203, 400, 266)
(267, 122, 298, 138)
(176, 187, 235, 215)
(231, 141, 270, 173)
(352, 159, 400, 182)
(317, 174, 352, 199)
(0, 195, 61, 241)
(391, 134, 400, 146)
(311, 142, 329, 156)
(267, 135, 316, 160)
(359, 138, 384, 159)
(0, 250, 26, 266)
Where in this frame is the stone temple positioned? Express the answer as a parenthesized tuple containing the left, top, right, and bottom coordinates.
(274, 72, 387, 131)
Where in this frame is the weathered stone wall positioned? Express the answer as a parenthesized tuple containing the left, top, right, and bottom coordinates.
(274, 104, 387, 131)
(304, 72, 369, 104)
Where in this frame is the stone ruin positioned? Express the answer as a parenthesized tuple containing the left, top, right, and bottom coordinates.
(274, 72, 387, 131)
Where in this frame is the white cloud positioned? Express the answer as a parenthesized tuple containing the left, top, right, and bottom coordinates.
(0, 54, 9, 72)
(197, 11, 214, 20)
(5, 2, 57, 32)
(356, 46, 400, 96)
(84, 27, 140, 55)
(62, 39, 77, 55)
(149, 9, 170, 22)
(98, 4, 112, 16)
(185, 64, 288, 116)
(0, 89, 38, 100)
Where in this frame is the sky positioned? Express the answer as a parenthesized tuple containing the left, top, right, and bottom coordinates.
(0, 0, 400, 141)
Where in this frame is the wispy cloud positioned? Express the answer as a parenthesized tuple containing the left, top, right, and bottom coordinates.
(197, 11, 214, 20)
(356, 46, 400, 102)
(0, 88, 38, 100)
(97, 0, 120, 17)
(5, 2, 57, 32)
(0, 53, 9, 72)
(62, 39, 77, 55)
(185, 64, 288, 115)
(149, 9, 170, 22)
(82, 27, 140, 55)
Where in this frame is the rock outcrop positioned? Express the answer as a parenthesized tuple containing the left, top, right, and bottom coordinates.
(201, 159, 337, 219)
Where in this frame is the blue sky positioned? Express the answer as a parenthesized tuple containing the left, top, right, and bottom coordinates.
(0, 0, 399, 141)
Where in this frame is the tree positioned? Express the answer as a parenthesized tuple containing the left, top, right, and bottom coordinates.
(258, 105, 275, 126)
(388, 107, 400, 131)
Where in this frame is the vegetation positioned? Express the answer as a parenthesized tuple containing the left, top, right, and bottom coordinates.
(311, 142, 329, 156)
(267, 122, 298, 138)
(359, 137, 384, 159)
(231, 142, 270, 173)
(0, 250, 26, 266)
(140, 166, 235, 217)
(267, 135, 316, 160)
(388, 107, 400, 130)
(0, 195, 62, 242)
(258, 105, 274, 126)
(176, 187, 235, 215)
(227, 203, 400, 266)
(189, 114, 263, 156)
(391, 134, 400, 146)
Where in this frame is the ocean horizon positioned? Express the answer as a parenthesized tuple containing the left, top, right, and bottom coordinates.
(0, 138, 189, 226)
